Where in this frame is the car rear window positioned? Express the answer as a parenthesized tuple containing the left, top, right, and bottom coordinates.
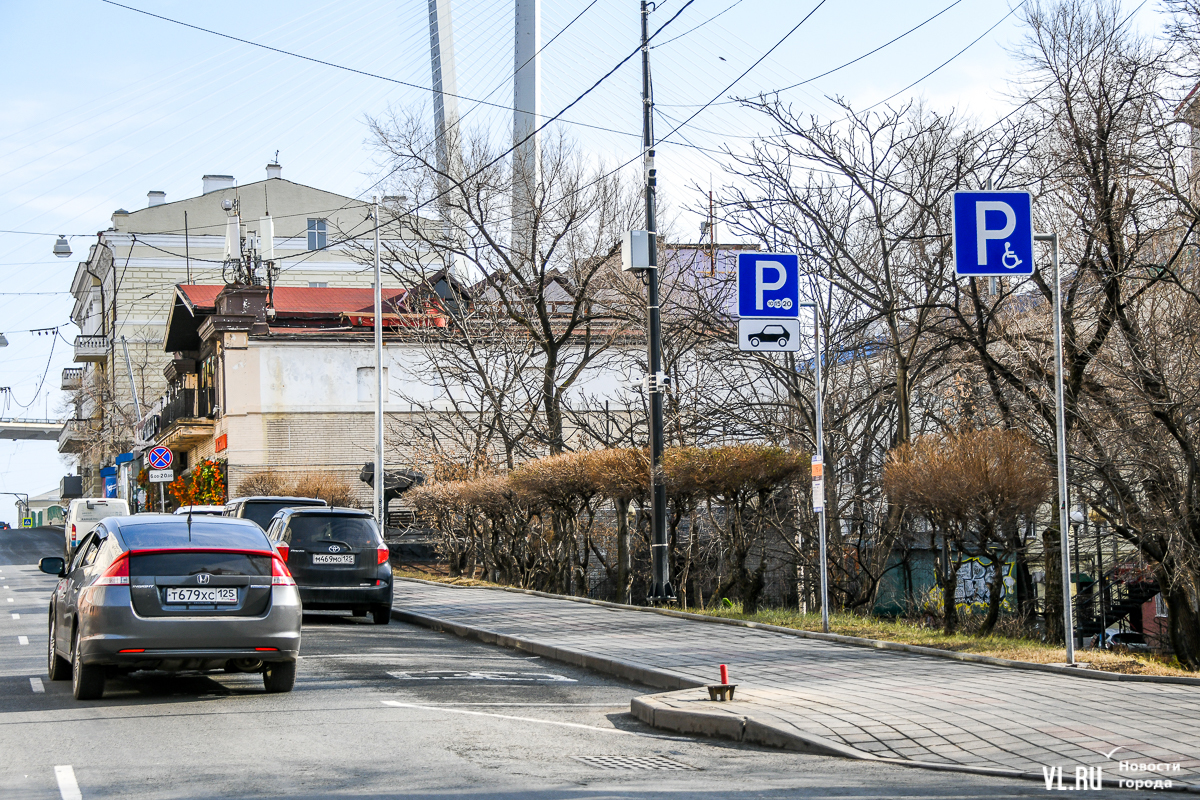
(129, 551, 273, 577)
(287, 516, 379, 549)
(242, 501, 321, 529)
(74, 503, 128, 522)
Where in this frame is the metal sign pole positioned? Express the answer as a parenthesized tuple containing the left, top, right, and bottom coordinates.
(373, 197, 385, 529)
(159, 483, 165, 514)
(1036, 231, 1074, 664)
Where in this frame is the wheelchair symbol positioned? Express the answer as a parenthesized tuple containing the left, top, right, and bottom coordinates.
(1001, 241, 1023, 270)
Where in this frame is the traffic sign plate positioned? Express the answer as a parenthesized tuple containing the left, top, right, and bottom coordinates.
(148, 447, 173, 470)
(149, 469, 173, 483)
(737, 253, 799, 318)
(738, 318, 803, 353)
(953, 191, 1034, 277)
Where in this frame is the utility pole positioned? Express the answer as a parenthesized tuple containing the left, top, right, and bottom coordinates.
(373, 197, 385, 529)
(641, 0, 673, 603)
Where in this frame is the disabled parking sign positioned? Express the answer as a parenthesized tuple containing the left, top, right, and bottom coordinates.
(953, 191, 1034, 277)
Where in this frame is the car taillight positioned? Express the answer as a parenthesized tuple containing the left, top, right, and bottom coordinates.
(70, 524, 77, 546)
(94, 553, 129, 586)
(275, 540, 290, 561)
(271, 556, 295, 586)
(377, 544, 389, 565)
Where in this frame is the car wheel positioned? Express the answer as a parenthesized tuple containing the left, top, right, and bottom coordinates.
(71, 626, 104, 700)
(371, 605, 391, 625)
(48, 612, 69, 681)
(263, 660, 297, 693)
(749, 337, 760, 347)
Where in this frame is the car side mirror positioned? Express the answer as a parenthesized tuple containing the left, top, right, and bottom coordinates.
(39, 556, 66, 577)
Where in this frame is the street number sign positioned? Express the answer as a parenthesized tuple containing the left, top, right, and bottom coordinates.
(148, 447, 173, 470)
(952, 191, 1034, 277)
(737, 253, 799, 318)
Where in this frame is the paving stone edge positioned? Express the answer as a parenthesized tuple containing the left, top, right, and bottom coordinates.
(396, 576, 1200, 687)
(392, 581, 1200, 792)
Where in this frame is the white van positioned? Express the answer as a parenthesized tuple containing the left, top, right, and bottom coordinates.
(64, 498, 130, 556)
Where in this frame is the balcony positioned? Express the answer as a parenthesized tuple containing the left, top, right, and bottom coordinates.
(57, 418, 90, 454)
(149, 388, 215, 449)
(73, 335, 109, 363)
(61, 367, 84, 391)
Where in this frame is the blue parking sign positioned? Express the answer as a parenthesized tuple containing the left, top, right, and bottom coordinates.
(737, 253, 799, 318)
(953, 191, 1035, 277)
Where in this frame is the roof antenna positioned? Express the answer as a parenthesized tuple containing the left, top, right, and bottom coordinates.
(187, 505, 193, 542)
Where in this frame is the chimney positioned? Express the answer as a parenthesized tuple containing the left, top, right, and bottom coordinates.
(147, 191, 166, 208)
(202, 174, 235, 194)
(266, 162, 282, 180)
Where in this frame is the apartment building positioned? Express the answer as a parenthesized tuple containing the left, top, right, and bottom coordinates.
(59, 164, 409, 493)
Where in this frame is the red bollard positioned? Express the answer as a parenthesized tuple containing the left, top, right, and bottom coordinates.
(719, 664, 729, 684)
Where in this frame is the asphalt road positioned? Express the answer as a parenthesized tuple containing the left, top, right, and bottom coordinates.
(0, 527, 1137, 799)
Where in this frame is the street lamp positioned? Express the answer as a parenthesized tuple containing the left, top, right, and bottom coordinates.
(798, 302, 829, 633)
(53, 236, 72, 259)
(1, 492, 31, 525)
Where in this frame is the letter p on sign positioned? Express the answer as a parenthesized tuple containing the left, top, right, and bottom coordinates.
(953, 190, 1034, 278)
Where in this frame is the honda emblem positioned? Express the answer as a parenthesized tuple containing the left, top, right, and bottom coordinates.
(197, 573, 211, 585)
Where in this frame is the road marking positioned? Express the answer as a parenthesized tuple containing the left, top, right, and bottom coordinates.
(11, 613, 18, 619)
(17, 636, 28, 645)
(6, 598, 12, 602)
(30, 677, 44, 693)
(387, 670, 575, 682)
(54, 765, 82, 800)
(381, 701, 691, 741)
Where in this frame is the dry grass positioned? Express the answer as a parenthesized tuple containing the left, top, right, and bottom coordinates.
(696, 606, 1195, 678)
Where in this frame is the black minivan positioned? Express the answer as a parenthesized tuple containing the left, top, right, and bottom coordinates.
(265, 508, 392, 624)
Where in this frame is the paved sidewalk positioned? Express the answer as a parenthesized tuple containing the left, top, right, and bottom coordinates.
(396, 579, 1200, 784)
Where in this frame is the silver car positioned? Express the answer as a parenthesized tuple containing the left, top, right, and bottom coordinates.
(39, 514, 302, 700)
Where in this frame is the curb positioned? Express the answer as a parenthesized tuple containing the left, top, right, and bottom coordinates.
(391, 587, 1200, 793)
(390, 607, 703, 692)
(396, 576, 1200, 687)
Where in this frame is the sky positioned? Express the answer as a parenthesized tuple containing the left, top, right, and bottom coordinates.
(0, 0, 1166, 523)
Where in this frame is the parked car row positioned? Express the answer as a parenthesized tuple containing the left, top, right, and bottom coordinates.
(39, 494, 392, 700)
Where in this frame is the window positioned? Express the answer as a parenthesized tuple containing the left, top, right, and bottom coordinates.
(307, 218, 327, 250)
(357, 366, 388, 402)
(1155, 593, 1168, 618)
(308, 282, 327, 288)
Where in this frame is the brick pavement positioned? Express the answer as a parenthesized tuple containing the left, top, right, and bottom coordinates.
(396, 579, 1200, 783)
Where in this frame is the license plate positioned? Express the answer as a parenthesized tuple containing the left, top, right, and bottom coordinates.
(165, 587, 238, 604)
(312, 554, 355, 565)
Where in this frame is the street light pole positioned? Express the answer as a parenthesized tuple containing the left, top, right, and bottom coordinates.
(799, 303, 829, 632)
(373, 197, 385, 529)
(641, 0, 672, 603)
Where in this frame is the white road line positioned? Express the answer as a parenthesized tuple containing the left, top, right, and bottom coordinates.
(30, 677, 44, 693)
(54, 765, 82, 800)
(17, 636, 28, 645)
(6, 598, 12, 602)
(381, 701, 692, 741)
(11, 613, 18, 619)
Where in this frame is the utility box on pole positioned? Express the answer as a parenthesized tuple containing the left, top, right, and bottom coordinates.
(622, 229, 655, 272)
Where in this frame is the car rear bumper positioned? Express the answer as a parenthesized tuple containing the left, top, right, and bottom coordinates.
(78, 586, 302, 665)
(299, 583, 392, 609)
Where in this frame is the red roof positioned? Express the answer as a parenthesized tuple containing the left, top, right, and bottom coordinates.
(177, 284, 407, 315)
